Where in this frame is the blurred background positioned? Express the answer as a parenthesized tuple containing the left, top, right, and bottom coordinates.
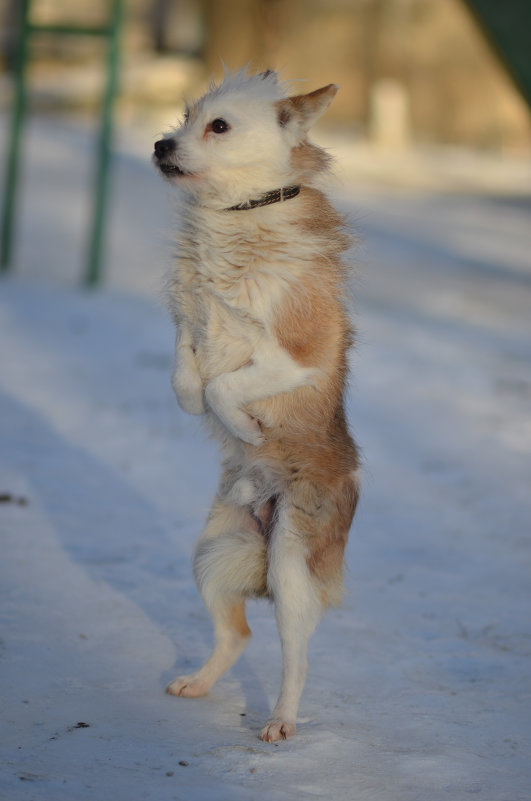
(2, 0, 531, 148)
(0, 0, 530, 286)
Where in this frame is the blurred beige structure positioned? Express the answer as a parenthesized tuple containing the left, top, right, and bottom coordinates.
(1, 0, 530, 152)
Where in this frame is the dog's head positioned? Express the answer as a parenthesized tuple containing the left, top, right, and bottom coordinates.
(153, 70, 338, 209)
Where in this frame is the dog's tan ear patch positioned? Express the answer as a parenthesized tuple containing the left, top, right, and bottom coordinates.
(277, 84, 338, 134)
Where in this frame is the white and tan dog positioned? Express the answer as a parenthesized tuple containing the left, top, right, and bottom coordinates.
(153, 69, 360, 742)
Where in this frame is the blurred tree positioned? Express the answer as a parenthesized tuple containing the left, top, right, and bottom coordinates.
(201, 0, 281, 74)
(149, 0, 203, 56)
(463, 0, 531, 109)
(151, 0, 172, 53)
(2, 0, 19, 71)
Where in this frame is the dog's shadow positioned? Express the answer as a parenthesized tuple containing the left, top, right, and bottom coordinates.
(231, 652, 273, 730)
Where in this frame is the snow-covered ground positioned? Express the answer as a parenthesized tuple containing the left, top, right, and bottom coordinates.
(1, 116, 530, 800)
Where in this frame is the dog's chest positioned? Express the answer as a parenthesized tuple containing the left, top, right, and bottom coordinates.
(174, 219, 296, 375)
(178, 262, 280, 377)
(181, 218, 294, 312)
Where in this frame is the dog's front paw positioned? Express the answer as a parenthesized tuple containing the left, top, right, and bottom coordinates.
(172, 368, 204, 415)
(238, 415, 266, 447)
(222, 412, 264, 447)
(260, 719, 296, 742)
(166, 675, 210, 697)
(205, 379, 265, 446)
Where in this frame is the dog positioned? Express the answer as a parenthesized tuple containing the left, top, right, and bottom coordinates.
(153, 69, 360, 742)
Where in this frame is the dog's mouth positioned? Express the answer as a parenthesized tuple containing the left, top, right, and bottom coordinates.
(157, 162, 189, 178)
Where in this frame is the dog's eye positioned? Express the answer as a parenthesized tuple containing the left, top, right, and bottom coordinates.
(210, 118, 230, 134)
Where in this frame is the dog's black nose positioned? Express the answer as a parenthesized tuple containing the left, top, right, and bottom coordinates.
(154, 138, 176, 159)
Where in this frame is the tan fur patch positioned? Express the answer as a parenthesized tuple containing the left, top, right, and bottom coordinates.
(229, 602, 252, 639)
(305, 473, 360, 605)
(290, 140, 332, 178)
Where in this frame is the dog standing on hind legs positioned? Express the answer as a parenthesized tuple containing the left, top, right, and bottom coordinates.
(153, 69, 361, 742)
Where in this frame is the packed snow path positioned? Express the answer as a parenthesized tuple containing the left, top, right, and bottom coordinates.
(1, 118, 530, 800)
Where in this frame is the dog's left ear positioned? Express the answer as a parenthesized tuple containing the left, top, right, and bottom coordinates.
(277, 84, 338, 136)
(259, 69, 278, 82)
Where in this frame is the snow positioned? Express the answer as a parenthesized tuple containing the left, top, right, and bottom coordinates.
(1, 115, 531, 800)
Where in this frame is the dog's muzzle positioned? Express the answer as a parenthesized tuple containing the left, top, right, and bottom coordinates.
(154, 138, 175, 159)
(153, 138, 187, 176)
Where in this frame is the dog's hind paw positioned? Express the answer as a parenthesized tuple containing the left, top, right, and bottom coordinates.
(260, 719, 296, 742)
(166, 675, 209, 698)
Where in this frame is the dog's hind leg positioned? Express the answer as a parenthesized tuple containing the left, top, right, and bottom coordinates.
(167, 500, 267, 698)
(260, 503, 323, 742)
(166, 597, 251, 698)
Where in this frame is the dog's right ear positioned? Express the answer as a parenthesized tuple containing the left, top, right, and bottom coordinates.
(277, 84, 338, 137)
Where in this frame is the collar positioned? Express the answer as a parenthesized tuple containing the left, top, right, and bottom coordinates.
(225, 185, 301, 211)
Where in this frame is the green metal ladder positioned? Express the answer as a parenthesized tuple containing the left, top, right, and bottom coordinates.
(1, 0, 123, 285)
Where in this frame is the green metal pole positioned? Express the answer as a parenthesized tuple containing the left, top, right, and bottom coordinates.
(85, 0, 122, 286)
(1, 0, 30, 272)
